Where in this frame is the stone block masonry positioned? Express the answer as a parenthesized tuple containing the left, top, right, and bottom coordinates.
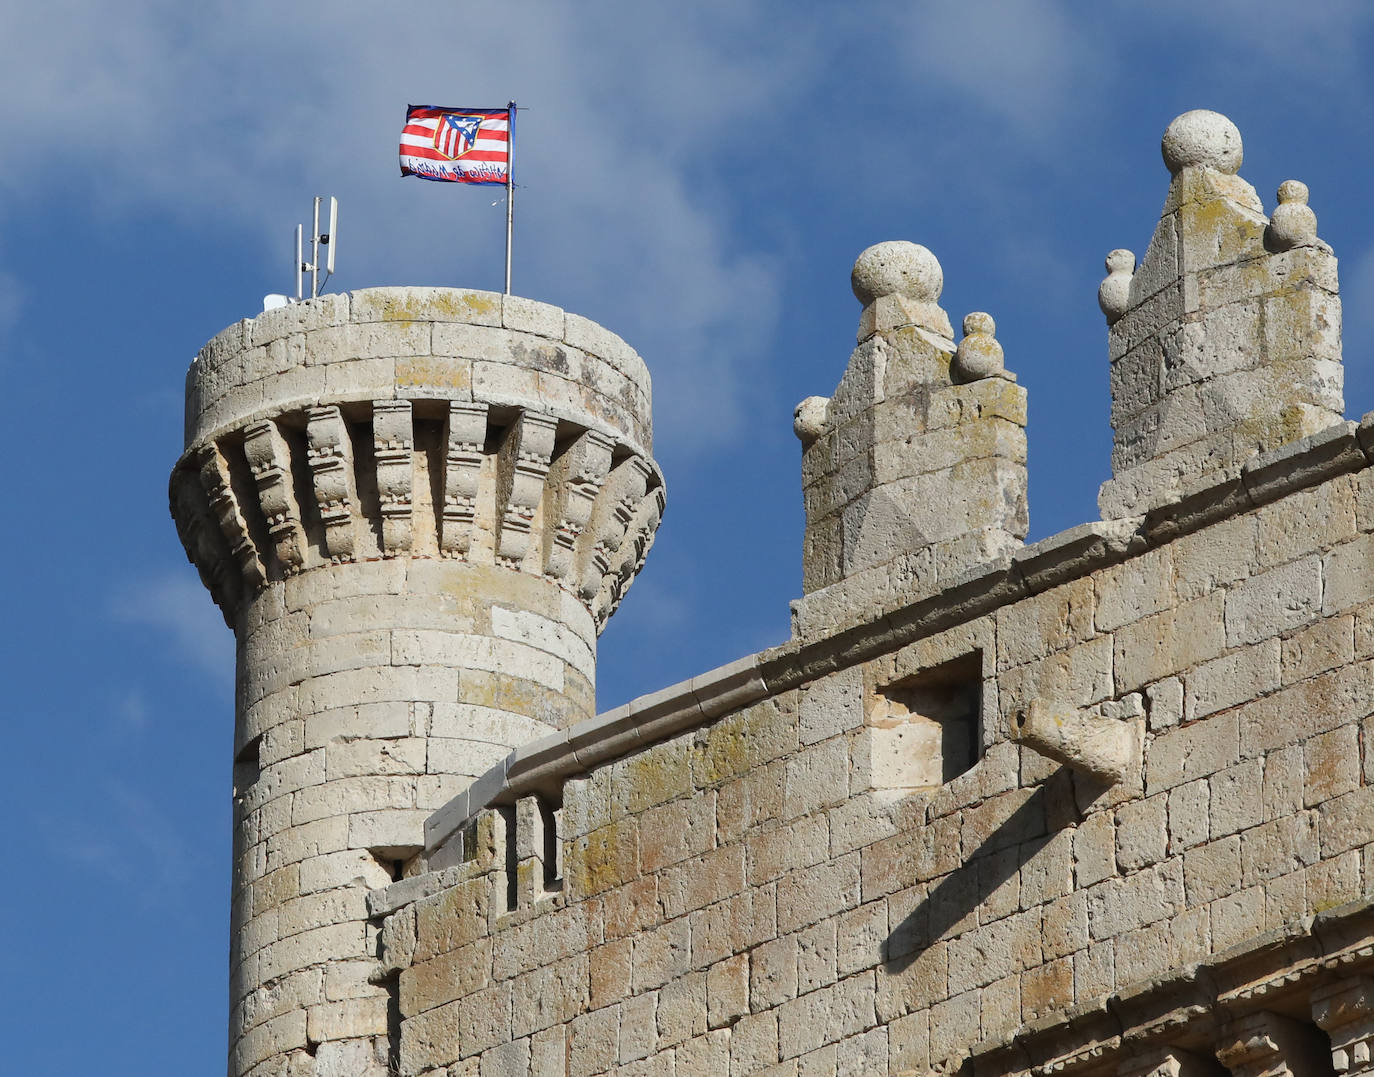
(793, 241, 1028, 640)
(379, 428, 1374, 1072)
(174, 110, 1374, 1077)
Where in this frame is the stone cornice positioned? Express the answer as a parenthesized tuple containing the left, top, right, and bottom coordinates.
(969, 899, 1374, 1077)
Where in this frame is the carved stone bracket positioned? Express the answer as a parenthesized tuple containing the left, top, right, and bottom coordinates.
(545, 429, 614, 583)
(593, 485, 665, 630)
(1217, 1011, 1331, 1077)
(243, 419, 306, 574)
(579, 456, 651, 604)
(497, 411, 558, 566)
(173, 400, 663, 631)
(1118, 1049, 1213, 1077)
(197, 443, 265, 591)
(373, 400, 414, 555)
(305, 405, 357, 561)
(440, 401, 488, 558)
(171, 468, 239, 616)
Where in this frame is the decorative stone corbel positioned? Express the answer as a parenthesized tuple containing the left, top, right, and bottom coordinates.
(1119, 1048, 1215, 1077)
(1217, 1010, 1333, 1077)
(243, 419, 307, 574)
(373, 400, 414, 554)
(545, 429, 613, 581)
(497, 411, 558, 566)
(439, 401, 488, 558)
(1313, 977, 1374, 1077)
(198, 443, 266, 590)
(305, 405, 357, 562)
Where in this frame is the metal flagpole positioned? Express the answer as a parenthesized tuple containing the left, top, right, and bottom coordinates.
(504, 101, 515, 295)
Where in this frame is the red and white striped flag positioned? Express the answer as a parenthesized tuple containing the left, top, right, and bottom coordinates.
(399, 106, 512, 185)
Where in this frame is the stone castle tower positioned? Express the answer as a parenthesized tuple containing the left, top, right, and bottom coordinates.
(175, 111, 1374, 1077)
(169, 290, 665, 1074)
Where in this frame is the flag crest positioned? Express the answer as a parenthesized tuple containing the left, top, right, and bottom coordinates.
(400, 106, 511, 184)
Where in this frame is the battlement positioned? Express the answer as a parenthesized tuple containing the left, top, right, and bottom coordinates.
(173, 111, 1374, 1077)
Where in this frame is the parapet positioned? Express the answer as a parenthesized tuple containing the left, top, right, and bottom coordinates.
(1098, 109, 1343, 517)
(172, 287, 664, 634)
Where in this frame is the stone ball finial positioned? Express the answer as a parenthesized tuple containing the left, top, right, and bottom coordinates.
(1098, 248, 1136, 325)
(1269, 179, 1320, 251)
(793, 395, 831, 445)
(1161, 110, 1243, 175)
(952, 312, 1005, 383)
(851, 241, 943, 306)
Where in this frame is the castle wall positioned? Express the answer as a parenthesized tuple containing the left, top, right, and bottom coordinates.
(376, 426, 1374, 1075)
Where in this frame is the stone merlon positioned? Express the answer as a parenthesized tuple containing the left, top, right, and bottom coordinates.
(1098, 109, 1343, 519)
(793, 240, 1029, 640)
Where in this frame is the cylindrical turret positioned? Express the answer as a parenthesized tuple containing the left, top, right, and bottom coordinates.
(169, 288, 664, 1077)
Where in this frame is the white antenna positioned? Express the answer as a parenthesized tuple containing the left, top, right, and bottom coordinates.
(294, 224, 304, 301)
(310, 197, 321, 300)
(293, 195, 339, 301)
(324, 196, 338, 274)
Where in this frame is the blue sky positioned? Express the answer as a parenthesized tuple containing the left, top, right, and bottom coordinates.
(6, 2, 1374, 1072)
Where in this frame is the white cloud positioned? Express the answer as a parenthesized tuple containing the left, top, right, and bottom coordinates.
(110, 569, 234, 686)
(49, 777, 200, 911)
(1143, 0, 1374, 81)
(887, 0, 1107, 139)
(0, 0, 829, 452)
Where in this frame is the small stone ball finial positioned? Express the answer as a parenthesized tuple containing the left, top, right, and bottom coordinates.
(793, 395, 831, 445)
(1098, 249, 1136, 325)
(1269, 179, 1319, 251)
(1161, 110, 1243, 175)
(952, 312, 1005, 383)
(1278, 179, 1309, 205)
(851, 241, 943, 306)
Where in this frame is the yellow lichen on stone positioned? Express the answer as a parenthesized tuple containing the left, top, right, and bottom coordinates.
(413, 877, 489, 962)
(690, 700, 792, 788)
(619, 742, 692, 814)
(1180, 197, 1267, 268)
(395, 356, 472, 394)
(566, 817, 637, 898)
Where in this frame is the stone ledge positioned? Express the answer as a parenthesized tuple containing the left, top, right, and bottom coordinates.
(366, 864, 471, 919)
(421, 654, 769, 854)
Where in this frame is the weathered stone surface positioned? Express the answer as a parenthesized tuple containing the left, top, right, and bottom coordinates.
(1100, 111, 1343, 519)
